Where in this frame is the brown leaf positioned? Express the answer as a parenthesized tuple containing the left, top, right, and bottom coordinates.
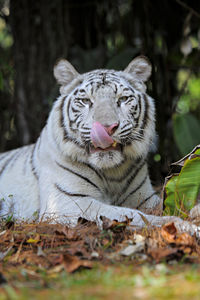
(61, 253, 92, 273)
(161, 222, 195, 248)
(182, 247, 192, 254)
(175, 232, 195, 247)
(100, 216, 131, 231)
(161, 222, 177, 243)
(148, 247, 180, 262)
(58, 226, 79, 241)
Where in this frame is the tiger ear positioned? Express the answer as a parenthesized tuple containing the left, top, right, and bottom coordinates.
(54, 59, 79, 86)
(124, 56, 152, 82)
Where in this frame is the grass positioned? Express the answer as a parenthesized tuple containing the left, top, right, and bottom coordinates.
(1, 263, 200, 300)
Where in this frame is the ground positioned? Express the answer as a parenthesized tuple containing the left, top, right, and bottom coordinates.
(0, 218, 200, 300)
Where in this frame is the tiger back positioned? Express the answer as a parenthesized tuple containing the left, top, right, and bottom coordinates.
(0, 56, 162, 226)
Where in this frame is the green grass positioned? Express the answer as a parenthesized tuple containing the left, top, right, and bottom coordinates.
(1, 263, 200, 300)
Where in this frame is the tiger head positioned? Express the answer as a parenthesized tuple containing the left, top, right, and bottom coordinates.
(53, 56, 156, 169)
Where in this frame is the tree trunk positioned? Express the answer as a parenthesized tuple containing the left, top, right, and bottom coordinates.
(10, 0, 71, 145)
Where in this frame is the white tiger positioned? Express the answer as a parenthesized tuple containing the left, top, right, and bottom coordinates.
(0, 56, 199, 232)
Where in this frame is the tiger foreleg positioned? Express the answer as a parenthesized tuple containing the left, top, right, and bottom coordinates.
(38, 190, 180, 229)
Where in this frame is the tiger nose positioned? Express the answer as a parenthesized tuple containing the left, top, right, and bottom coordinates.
(105, 122, 119, 136)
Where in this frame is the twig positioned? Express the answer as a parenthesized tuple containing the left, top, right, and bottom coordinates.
(176, 0, 200, 18)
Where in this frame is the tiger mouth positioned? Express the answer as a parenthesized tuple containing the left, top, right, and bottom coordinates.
(90, 142, 122, 153)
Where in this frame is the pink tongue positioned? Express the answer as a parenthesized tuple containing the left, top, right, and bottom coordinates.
(90, 122, 114, 149)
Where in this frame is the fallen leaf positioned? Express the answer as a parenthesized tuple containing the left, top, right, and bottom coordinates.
(26, 233, 40, 244)
(161, 222, 195, 249)
(148, 247, 181, 262)
(61, 253, 92, 273)
(175, 232, 195, 247)
(56, 226, 79, 241)
(161, 222, 177, 243)
(100, 216, 131, 231)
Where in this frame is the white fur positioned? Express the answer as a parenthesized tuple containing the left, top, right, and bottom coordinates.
(0, 57, 181, 228)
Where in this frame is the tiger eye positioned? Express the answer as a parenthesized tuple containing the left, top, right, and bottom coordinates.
(82, 98, 92, 106)
(118, 96, 129, 105)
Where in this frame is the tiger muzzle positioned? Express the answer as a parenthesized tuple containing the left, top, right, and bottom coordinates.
(90, 121, 119, 150)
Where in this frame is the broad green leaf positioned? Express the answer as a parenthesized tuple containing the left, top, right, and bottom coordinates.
(164, 174, 181, 216)
(188, 77, 200, 99)
(164, 146, 200, 216)
(173, 113, 200, 156)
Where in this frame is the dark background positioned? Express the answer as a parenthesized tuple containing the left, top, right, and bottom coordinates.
(0, 0, 200, 184)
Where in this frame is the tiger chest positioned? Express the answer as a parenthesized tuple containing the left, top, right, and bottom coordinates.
(100, 181, 125, 204)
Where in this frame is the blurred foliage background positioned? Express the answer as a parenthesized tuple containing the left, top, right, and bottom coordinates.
(0, 0, 200, 184)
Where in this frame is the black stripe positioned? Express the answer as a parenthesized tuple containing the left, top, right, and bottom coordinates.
(90, 85, 94, 95)
(67, 94, 73, 133)
(121, 159, 146, 194)
(136, 192, 158, 209)
(102, 73, 106, 85)
(82, 162, 104, 181)
(129, 87, 136, 94)
(30, 144, 39, 180)
(117, 173, 148, 206)
(103, 160, 137, 183)
(73, 89, 78, 95)
(122, 88, 129, 92)
(120, 127, 132, 135)
(140, 94, 149, 132)
(76, 119, 82, 128)
(112, 159, 146, 204)
(55, 183, 89, 198)
(71, 106, 80, 113)
(81, 126, 90, 131)
(0, 151, 20, 178)
(126, 98, 134, 105)
(112, 82, 118, 94)
(133, 94, 141, 128)
(59, 95, 85, 149)
(59, 95, 68, 141)
(56, 161, 100, 191)
(121, 123, 131, 131)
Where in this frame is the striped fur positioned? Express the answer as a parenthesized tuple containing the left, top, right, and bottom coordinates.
(0, 56, 169, 227)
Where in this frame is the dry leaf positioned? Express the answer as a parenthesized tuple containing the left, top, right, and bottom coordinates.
(100, 216, 131, 231)
(161, 222, 195, 249)
(61, 253, 92, 273)
(175, 233, 195, 248)
(26, 233, 40, 244)
(161, 222, 177, 243)
(148, 247, 180, 262)
(59, 226, 79, 241)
